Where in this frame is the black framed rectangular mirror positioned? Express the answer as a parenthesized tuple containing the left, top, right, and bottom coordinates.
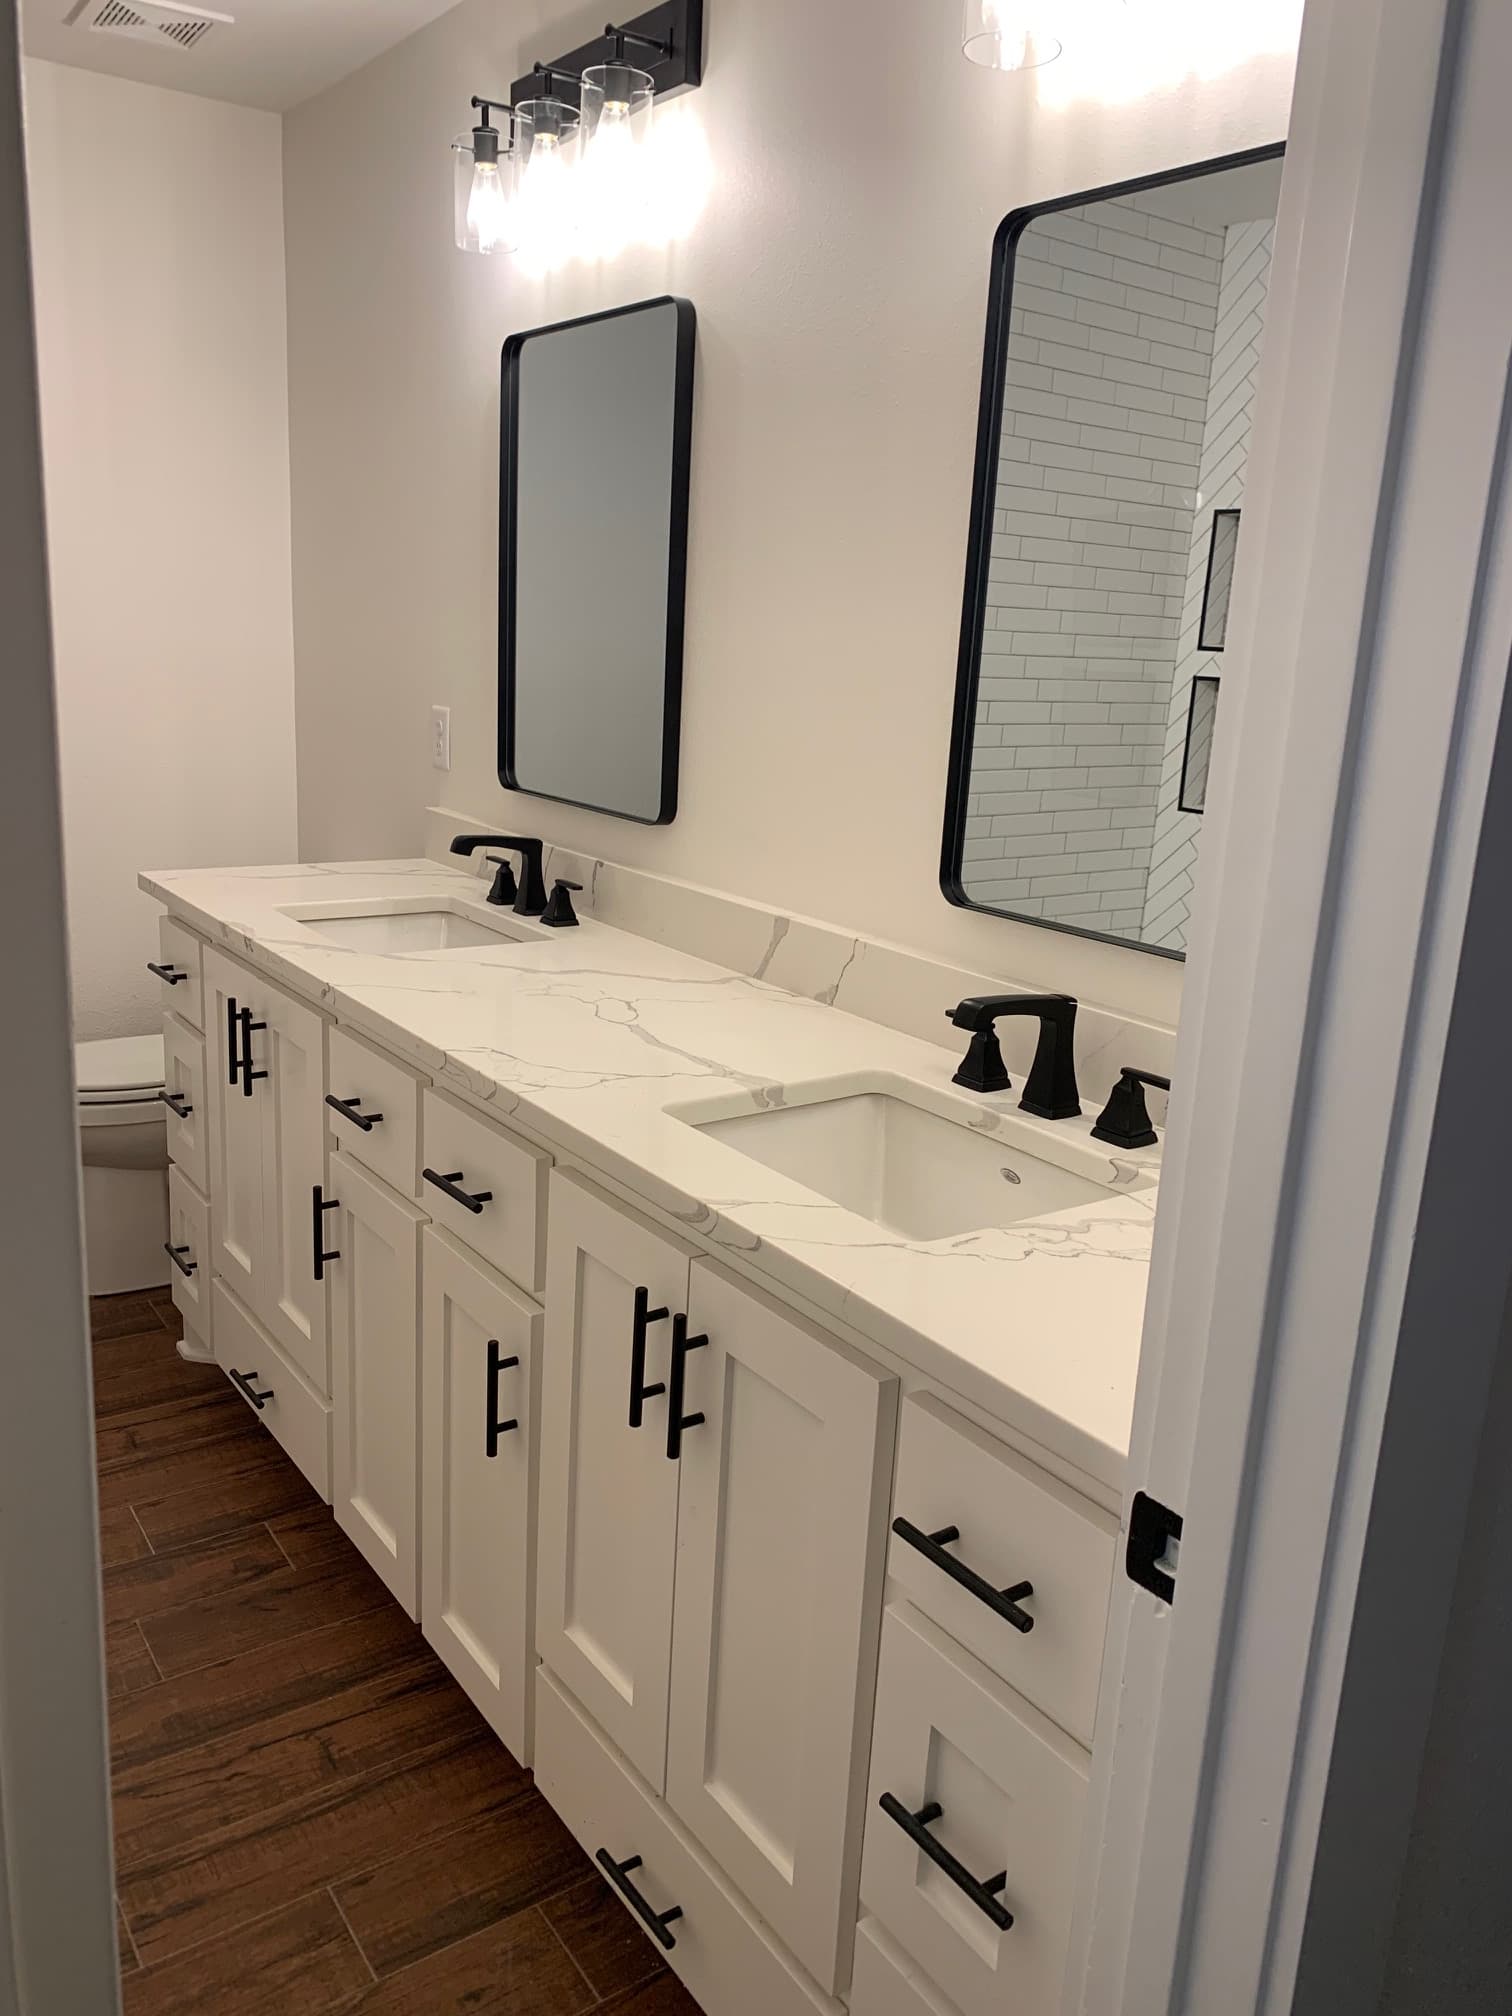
(499, 295, 695, 824)
(941, 145, 1284, 958)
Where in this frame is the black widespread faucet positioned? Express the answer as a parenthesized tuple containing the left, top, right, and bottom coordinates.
(449, 833, 548, 916)
(946, 994, 1081, 1119)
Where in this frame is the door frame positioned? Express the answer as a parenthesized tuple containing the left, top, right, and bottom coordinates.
(1075, 0, 1512, 2008)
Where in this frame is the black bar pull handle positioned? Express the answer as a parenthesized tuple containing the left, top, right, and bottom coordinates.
(163, 1242, 197, 1278)
(422, 1167, 494, 1215)
(227, 995, 242, 1087)
(147, 961, 187, 985)
(594, 1849, 683, 1951)
(159, 1089, 193, 1120)
(313, 1185, 340, 1281)
(628, 1286, 669, 1428)
(228, 1366, 274, 1411)
(239, 1005, 268, 1096)
(891, 1517, 1035, 1635)
(666, 1312, 708, 1462)
(486, 1340, 521, 1458)
(877, 1794, 1014, 1931)
(325, 1093, 384, 1134)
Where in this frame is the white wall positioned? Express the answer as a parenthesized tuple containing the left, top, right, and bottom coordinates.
(22, 60, 297, 1044)
(284, 0, 1300, 1029)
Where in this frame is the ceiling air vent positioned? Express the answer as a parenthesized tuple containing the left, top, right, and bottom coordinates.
(64, 0, 233, 51)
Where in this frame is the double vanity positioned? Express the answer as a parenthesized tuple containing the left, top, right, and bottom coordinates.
(144, 849, 1159, 2016)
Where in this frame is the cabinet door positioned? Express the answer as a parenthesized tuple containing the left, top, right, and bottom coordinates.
(204, 948, 263, 1309)
(329, 1154, 424, 1618)
(536, 1173, 690, 1790)
(422, 1227, 541, 1762)
(666, 1260, 897, 1994)
(255, 981, 329, 1394)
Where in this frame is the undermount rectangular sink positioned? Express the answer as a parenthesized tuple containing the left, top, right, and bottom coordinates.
(278, 900, 536, 953)
(687, 1084, 1152, 1241)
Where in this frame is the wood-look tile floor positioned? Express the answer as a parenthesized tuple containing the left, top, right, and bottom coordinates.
(93, 1287, 702, 2016)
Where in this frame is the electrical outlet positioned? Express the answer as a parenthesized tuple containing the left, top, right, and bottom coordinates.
(430, 705, 451, 772)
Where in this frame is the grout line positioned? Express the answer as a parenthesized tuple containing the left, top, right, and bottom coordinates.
(136, 1620, 165, 1685)
(537, 1899, 602, 2005)
(327, 1885, 379, 1984)
(118, 1897, 146, 1976)
(122, 1880, 358, 1980)
(129, 1505, 157, 1558)
(265, 1520, 297, 1570)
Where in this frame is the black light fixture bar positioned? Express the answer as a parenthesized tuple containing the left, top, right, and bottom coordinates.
(508, 0, 704, 110)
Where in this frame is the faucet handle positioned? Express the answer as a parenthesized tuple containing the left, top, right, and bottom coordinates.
(1090, 1067, 1170, 1150)
(541, 879, 583, 929)
(484, 855, 518, 907)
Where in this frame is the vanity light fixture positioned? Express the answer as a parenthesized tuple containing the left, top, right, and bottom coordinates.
(514, 71, 583, 257)
(454, 97, 517, 255)
(962, 0, 1063, 70)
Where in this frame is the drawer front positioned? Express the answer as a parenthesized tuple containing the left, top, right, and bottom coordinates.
(155, 915, 205, 1031)
(420, 1089, 549, 1294)
(535, 1670, 837, 2016)
(160, 1012, 207, 1193)
(327, 1024, 423, 1199)
(165, 1165, 212, 1349)
(212, 1278, 332, 1502)
(889, 1395, 1114, 1747)
(861, 1605, 1086, 2016)
(852, 1920, 963, 2016)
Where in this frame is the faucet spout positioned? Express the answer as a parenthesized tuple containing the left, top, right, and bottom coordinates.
(946, 994, 1081, 1119)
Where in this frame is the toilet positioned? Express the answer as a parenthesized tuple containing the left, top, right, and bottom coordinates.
(76, 1033, 170, 1295)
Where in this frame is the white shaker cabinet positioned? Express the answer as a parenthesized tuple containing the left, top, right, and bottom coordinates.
(667, 1260, 897, 1992)
(327, 1151, 425, 1618)
(421, 1227, 541, 1762)
(535, 1174, 691, 1789)
(204, 946, 329, 1394)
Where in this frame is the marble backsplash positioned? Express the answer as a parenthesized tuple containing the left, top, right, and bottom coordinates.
(427, 806, 1176, 1115)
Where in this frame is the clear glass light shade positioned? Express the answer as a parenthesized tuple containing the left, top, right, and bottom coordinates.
(578, 62, 655, 254)
(514, 97, 581, 261)
(452, 129, 517, 253)
(962, 0, 1063, 69)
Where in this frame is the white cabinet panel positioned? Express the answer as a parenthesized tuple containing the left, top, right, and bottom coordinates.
(666, 1261, 896, 1993)
(852, 1920, 964, 2016)
(536, 1173, 689, 1790)
(154, 915, 205, 1031)
(212, 1277, 331, 1501)
(327, 1024, 423, 1200)
(165, 1164, 211, 1350)
(160, 1011, 207, 1194)
(422, 1228, 540, 1763)
(861, 1606, 1086, 2016)
(329, 1154, 425, 1617)
(205, 948, 263, 1310)
(888, 1395, 1115, 1749)
(255, 983, 328, 1394)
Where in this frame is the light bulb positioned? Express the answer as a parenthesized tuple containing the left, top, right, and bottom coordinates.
(519, 132, 575, 254)
(466, 158, 510, 254)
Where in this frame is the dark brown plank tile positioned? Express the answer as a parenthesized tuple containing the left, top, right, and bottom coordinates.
(106, 1620, 161, 1700)
(117, 1906, 138, 1977)
(100, 1502, 153, 1568)
(335, 1905, 594, 2016)
(98, 1425, 284, 1514)
(268, 1504, 349, 1567)
(109, 1605, 427, 1775)
(137, 1548, 390, 1679)
(121, 1733, 531, 1966)
(92, 1293, 172, 1342)
(130, 1459, 320, 1554)
(542, 1876, 670, 2002)
(120, 1891, 370, 2016)
(104, 1525, 289, 1630)
(113, 1656, 484, 1872)
(598, 1975, 704, 2015)
(336, 1787, 588, 1977)
(93, 1335, 224, 1421)
(98, 1388, 244, 1470)
(148, 1290, 184, 1337)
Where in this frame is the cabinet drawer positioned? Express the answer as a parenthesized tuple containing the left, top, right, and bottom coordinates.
(889, 1395, 1114, 1747)
(165, 1165, 212, 1350)
(861, 1606, 1085, 2016)
(154, 915, 205, 1031)
(852, 1920, 963, 2016)
(327, 1025, 423, 1199)
(212, 1278, 332, 1502)
(161, 1012, 207, 1193)
(535, 1670, 838, 2016)
(420, 1088, 549, 1294)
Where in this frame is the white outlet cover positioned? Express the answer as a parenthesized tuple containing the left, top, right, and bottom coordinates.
(431, 705, 451, 772)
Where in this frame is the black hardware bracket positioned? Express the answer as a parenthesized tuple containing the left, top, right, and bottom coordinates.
(508, 0, 703, 110)
(1126, 1490, 1183, 1604)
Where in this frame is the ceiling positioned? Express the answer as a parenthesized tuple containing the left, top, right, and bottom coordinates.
(21, 0, 467, 113)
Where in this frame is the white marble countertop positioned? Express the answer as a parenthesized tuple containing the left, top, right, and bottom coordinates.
(142, 859, 1159, 1492)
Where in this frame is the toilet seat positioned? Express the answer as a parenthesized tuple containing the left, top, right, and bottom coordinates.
(76, 1033, 166, 1116)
